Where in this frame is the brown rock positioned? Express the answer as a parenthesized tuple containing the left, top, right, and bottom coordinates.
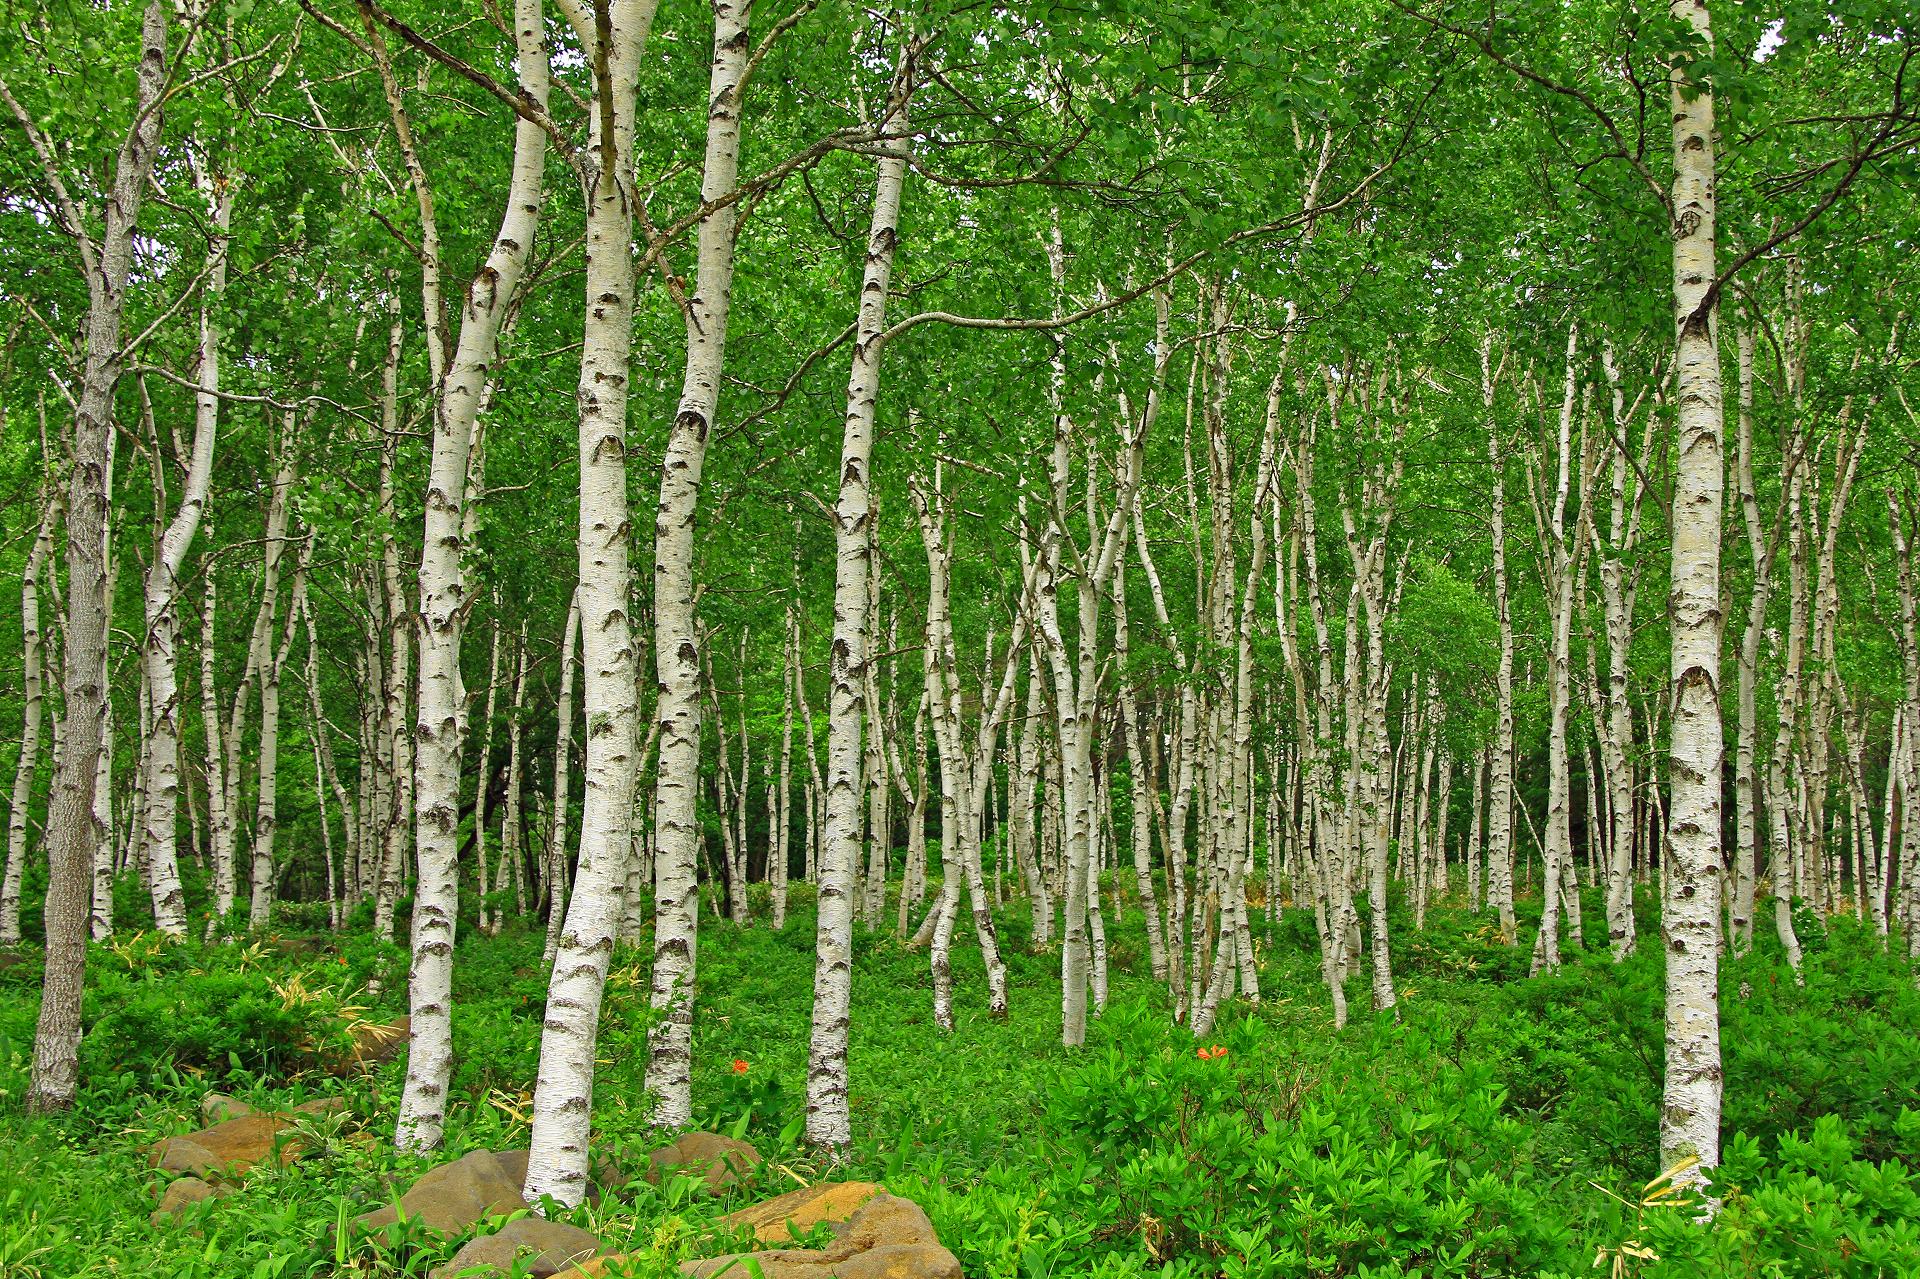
(645, 1131, 761, 1193)
(151, 1137, 224, 1180)
(150, 1176, 230, 1225)
(486, 1147, 621, 1205)
(337, 1015, 411, 1071)
(431, 1218, 603, 1278)
(200, 1094, 254, 1125)
(719, 1181, 884, 1244)
(149, 1113, 305, 1181)
(673, 1194, 960, 1279)
(353, 1149, 529, 1237)
(294, 1096, 347, 1116)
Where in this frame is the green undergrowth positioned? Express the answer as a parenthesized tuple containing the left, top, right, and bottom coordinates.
(1, 880, 1916, 1277)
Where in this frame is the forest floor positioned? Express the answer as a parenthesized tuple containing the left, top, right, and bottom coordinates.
(0, 881, 1916, 1278)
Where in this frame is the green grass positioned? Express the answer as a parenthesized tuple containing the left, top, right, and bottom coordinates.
(1, 878, 1916, 1277)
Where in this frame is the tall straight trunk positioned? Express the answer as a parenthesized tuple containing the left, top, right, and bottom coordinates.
(1035, 279, 1149, 1044)
(775, 593, 796, 930)
(302, 591, 353, 930)
(1, 494, 54, 944)
(248, 534, 310, 926)
(139, 155, 232, 937)
(1334, 372, 1406, 1012)
(1597, 343, 1653, 958)
(87, 439, 119, 943)
(474, 613, 502, 936)
(1767, 467, 1809, 973)
(1730, 321, 1785, 955)
(1287, 411, 1353, 1023)
(807, 50, 916, 1149)
(912, 473, 1022, 1026)
(1114, 532, 1168, 982)
(399, 0, 552, 1155)
(522, 0, 662, 1211)
(898, 688, 930, 932)
(1529, 327, 1589, 973)
(1010, 630, 1050, 944)
(1889, 490, 1920, 959)
(1466, 746, 1485, 911)
(374, 296, 413, 943)
(1660, 0, 1726, 1183)
(1482, 337, 1518, 944)
(641, 0, 744, 1135)
(22, 0, 169, 1113)
(862, 586, 890, 929)
(199, 565, 231, 923)
(1198, 371, 1282, 1030)
(502, 622, 531, 927)
(543, 592, 582, 965)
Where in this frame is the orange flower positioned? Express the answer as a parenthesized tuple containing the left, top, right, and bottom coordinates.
(1209, 1045, 1228, 1060)
(731, 1059, 749, 1075)
(1195, 1047, 1209, 1061)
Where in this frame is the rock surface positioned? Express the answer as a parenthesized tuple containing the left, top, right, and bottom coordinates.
(150, 1176, 229, 1225)
(489, 1146, 623, 1202)
(645, 1131, 761, 1193)
(586, 1192, 960, 1279)
(354, 1148, 528, 1237)
(337, 1015, 411, 1070)
(199, 1094, 254, 1125)
(149, 1113, 305, 1181)
(719, 1180, 884, 1244)
(431, 1217, 603, 1278)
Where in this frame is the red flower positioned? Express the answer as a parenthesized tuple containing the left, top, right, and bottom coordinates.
(731, 1059, 749, 1075)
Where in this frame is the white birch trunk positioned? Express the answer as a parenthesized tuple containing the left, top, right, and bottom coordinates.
(399, 0, 552, 1153)
(806, 50, 916, 1148)
(1, 494, 54, 944)
(543, 593, 582, 966)
(1660, 0, 1726, 1183)
(1482, 338, 1518, 944)
(22, 0, 168, 1112)
(641, 0, 744, 1134)
(139, 157, 231, 937)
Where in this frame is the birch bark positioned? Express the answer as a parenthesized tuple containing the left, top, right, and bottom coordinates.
(139, 154, 232, 936)
(20, 0, 169, 1112)
(0, 494, 54, 945)
(1481, 338, 1518, 944)
(641, 0, 744, 1133)
(399, 0, 552, 1154)
(1660, 0, 1726, 1182)
(807, 46, 917, 1147)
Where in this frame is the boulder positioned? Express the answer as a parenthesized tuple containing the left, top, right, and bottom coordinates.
(719, 1181, 884, 1244)
(645, 1131, 760, 1193)
(487, 1147, 619, 1203)
(337, 1015, 411, 1071)
(354, 1149, 528, 1237)
(431, 1217, 604, 1278)
(150, 1176, 229, 1226)
(199, 1094, 254, 1125)
(592, 1194, 961, 1279)
(294, 1095, 348, 1116)
(148, 1112, 307, 1181)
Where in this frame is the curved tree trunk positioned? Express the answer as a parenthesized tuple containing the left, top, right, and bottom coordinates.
(139, 154, 232, 937)
(22, 0, 170, 1113)
(399, 0, 552, 1153)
